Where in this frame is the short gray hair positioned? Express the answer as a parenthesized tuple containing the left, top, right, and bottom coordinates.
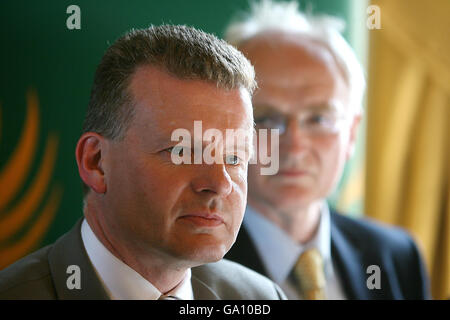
(224, 0, 365, 114)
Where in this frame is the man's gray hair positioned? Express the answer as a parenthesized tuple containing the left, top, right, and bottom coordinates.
(224, 0, 365, 114)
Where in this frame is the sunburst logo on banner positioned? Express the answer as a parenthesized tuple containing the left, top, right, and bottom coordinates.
(0, 89, 62, 269)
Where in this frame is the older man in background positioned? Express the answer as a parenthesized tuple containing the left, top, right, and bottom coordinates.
(224, 0, 430, 299)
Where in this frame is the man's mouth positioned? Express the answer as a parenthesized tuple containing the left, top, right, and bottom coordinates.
(178, 212, 224, 227)
(277, 169, 311, 177)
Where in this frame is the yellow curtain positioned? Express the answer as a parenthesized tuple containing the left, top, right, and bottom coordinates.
(366, 0, 450, 299)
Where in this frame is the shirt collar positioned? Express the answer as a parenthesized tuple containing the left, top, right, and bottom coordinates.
(81, 218, 193, 300)
(243, 202, 331, 285)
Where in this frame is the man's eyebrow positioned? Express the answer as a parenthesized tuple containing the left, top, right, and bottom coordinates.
(225, 139, 252, 156)
(306, 101, 345, 113)
(228, 142, 251, 151)
(254, 104, 284, 116)
(254, 104, 276, 111)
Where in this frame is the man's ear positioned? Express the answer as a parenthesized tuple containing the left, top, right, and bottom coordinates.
(75, 132, 107, 194)
(346, 113, 362, 160)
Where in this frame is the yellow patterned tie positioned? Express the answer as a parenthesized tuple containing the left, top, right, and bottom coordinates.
(293, 248, 326, 300)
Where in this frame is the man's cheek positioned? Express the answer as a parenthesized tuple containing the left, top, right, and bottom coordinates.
(230, 166, 248, 190)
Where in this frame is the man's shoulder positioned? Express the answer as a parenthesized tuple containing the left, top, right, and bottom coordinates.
(0, 245, 56, 299)
(331, 210, 417, 252)
(331, 210, 430, 299)
(192, 259, 286, 300)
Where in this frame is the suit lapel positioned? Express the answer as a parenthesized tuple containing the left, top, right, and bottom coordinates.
(330, 212, 371, 299)
(48, 219, 109, 300)
(190, 274, 221, 300)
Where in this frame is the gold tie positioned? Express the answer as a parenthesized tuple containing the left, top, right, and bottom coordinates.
(293, 248, 326, 300)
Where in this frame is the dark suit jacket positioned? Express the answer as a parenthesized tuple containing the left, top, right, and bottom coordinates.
(225, 209, 430, 299)
(0, 219, 286, 300)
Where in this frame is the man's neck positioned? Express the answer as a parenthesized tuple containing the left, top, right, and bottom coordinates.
(248, 199, 322, 244)
(83, 202, 188, 294)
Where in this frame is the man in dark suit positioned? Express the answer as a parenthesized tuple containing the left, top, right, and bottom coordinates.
(224, 0, 430, 299)
(0, 24, 286, 300)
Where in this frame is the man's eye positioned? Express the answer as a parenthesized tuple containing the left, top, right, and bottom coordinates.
(305, 113, 334, 126)
(255, 115, 285, 130)
(167, 146, 186, 156)
(225, 155, 240, 166)
(308, 115, 326, 123)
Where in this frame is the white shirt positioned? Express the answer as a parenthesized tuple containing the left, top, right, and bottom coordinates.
(243, 203, 347, 300)
(80, 219, 194, 300)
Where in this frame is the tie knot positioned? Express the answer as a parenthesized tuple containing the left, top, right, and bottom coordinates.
(293, 248, 326, 299)
(158, 295, 181, 300)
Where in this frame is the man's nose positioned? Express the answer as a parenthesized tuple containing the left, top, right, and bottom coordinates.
(191, 164, 233, 197)
(280, 117, 311, 154)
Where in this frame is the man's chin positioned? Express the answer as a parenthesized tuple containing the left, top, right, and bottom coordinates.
(267, 192, 317, 210)
(182, 251, 225, 267)
(174, 239, 229, 266)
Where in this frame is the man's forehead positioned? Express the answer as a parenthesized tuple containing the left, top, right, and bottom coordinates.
(241, 32, 350, 113)
(160, 115, 254, 135)
(130, 65, 251, 114)
(127, 66, 254, 146)
(240, 32, 343, 82)
(132, 106, 253, 144)
(241, 32, 332, 60)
